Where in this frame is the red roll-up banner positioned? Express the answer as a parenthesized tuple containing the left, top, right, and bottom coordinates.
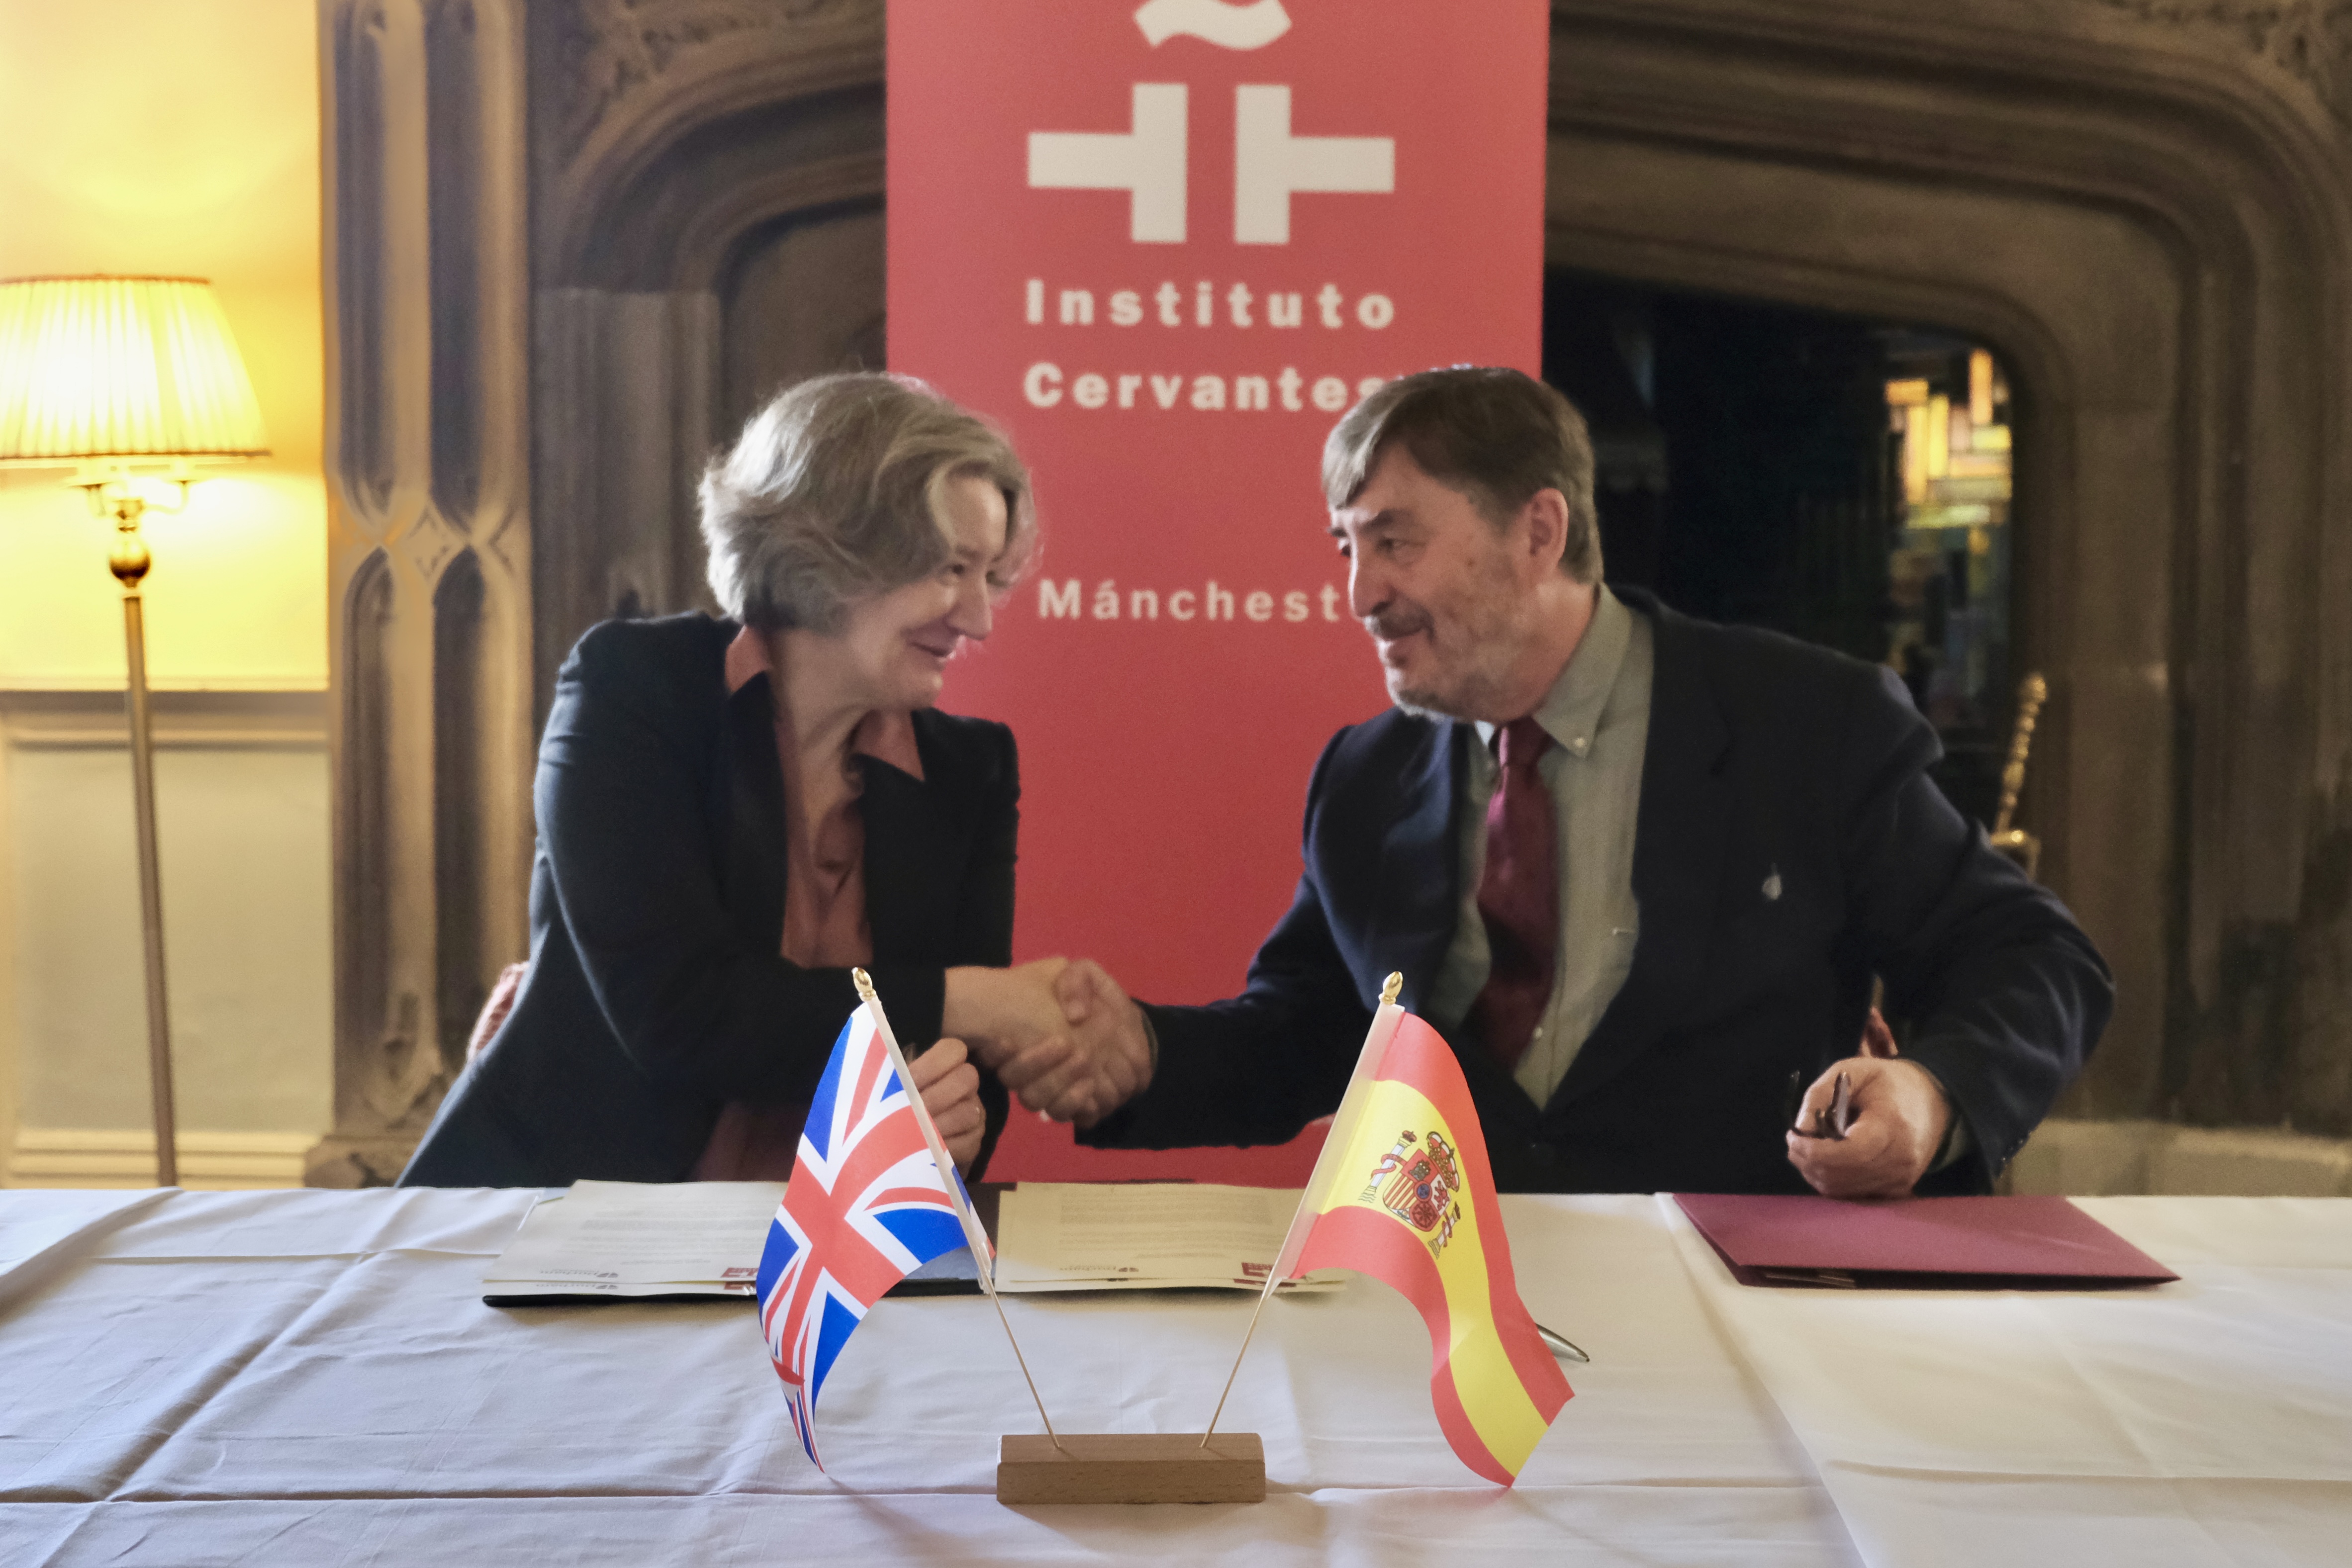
(889, 0, 1549, 1175)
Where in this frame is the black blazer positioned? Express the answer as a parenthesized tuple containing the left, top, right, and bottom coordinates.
(399, 614, 1019, 1188)
(1085, 589, 2112, 1195)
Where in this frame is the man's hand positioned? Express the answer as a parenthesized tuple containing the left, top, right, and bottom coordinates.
(990, 959, 1154, 1126)
(1785, 1056, 1954, 1199)
(909, 1036, 985, 1173)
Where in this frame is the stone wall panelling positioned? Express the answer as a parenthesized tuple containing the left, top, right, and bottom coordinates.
(529, 287, 720, 728)
(316, 0, 533, 1186)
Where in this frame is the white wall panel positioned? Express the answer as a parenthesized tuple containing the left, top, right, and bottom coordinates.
(2, 709, 331, 1166)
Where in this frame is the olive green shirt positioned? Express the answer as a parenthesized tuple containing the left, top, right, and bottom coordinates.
(1426, 585, 1655, 1107)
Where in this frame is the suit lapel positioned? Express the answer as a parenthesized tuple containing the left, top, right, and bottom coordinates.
(859, 751, 964, 963)
(722, 675, 788, 957)
(1550, 597, 1733, 1109)
(1366, 718, 1462, 1013)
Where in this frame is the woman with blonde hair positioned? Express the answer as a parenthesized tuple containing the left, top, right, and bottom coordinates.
(402, 373, 1070, 1186)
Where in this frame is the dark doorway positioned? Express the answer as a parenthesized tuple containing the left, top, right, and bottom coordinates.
(1543, 270, 2021, 829)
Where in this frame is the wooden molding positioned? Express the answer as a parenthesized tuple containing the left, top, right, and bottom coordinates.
(4, 1127, 315, 1191)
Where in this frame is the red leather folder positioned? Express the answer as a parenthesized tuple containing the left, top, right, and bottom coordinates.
(1675, 1193, 2179, 1289)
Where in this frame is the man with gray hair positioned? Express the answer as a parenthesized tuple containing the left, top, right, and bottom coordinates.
(987, 366, 2110, 1197)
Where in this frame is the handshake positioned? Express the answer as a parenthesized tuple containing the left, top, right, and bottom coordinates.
(942, 958, 1156, 1128)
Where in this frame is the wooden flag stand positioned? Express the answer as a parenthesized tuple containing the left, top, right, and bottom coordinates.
(996, 1433, 1266, 1504)
(993, 975, 1409, 1507)
(846, 972, 1268, 1507)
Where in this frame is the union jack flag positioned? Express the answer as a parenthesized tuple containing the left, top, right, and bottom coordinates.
(756, 1006, 968, 1468)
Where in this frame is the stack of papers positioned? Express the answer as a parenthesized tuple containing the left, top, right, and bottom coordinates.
(993, 1182, 1344, 1293)
(480, 1178, 1349, 1303)
(482, 1180, 784, 1302)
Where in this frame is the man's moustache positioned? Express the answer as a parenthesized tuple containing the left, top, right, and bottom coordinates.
(1365, 613, 1430, 641)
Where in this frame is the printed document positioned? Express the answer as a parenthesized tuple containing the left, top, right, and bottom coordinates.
(994, 1182, 1344, 1293)
(483, 1180, 784, 1298)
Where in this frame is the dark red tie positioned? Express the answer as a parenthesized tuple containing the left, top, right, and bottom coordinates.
(1469, 717, 1557, 1070)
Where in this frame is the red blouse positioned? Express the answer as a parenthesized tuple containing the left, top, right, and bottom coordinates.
(693, 627, 925, 1180)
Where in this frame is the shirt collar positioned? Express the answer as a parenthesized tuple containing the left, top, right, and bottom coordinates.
(724, 624, 926, 780)
(1474, 583, 1631, 762)
(724, 623, 771, 696)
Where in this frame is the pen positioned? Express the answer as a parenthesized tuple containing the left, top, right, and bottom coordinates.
(1535, 1322, 1590, 1363)
(1788, 1069, 1855, 1140)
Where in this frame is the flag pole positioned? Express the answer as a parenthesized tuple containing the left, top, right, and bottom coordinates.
(853, 968, 1062, 1450)
(1201, 972, 1406, 1446)
(1200, 1257, 1282, 1446)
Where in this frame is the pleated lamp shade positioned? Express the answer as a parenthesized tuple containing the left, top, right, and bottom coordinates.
(0, 276, 270, 464)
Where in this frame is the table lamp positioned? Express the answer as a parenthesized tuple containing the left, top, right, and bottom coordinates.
(0, 276, 270, 1187)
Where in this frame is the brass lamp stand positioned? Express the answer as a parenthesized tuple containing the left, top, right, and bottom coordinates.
(89, 477, 191, 1188)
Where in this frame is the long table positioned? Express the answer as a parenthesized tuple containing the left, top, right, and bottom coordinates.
(0, 1188, 2345, 1565)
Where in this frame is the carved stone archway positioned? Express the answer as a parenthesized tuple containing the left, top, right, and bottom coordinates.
(1546, 0, 2352, 1133)
(525, 0, 889, 726)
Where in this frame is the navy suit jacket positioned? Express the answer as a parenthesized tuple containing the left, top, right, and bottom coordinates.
(399, 614, 1018, 1188)
(1086, 589, 2112, 1194)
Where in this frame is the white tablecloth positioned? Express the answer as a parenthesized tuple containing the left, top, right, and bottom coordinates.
(1667, 1195, 2352, 1568)
(0, 1189, 2343, 1566)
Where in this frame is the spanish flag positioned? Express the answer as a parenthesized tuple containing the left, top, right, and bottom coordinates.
(1269, 999, 1572, 1483)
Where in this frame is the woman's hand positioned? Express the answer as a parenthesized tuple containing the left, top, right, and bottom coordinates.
(909, 1036, 986, 1174)
(944, 959, 1075, 1071)
(948, 958, 1152, 1124)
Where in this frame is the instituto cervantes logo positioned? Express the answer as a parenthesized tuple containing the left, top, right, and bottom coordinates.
(1133, 0, 1291, 51)
(1361, 1129, 1462, 1256)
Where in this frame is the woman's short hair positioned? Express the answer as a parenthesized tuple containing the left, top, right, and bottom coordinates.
(700, 372, 1036, 634)
(1321, 366, 1602, 583)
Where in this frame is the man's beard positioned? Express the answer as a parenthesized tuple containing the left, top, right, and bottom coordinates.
(1368, 606, 1446, 717)
(1365, 545, 1530, 720)
(1387, 672, 1511, 721)
(1387, 687, 1448, 720)
(1372, 612, 1521, 720)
